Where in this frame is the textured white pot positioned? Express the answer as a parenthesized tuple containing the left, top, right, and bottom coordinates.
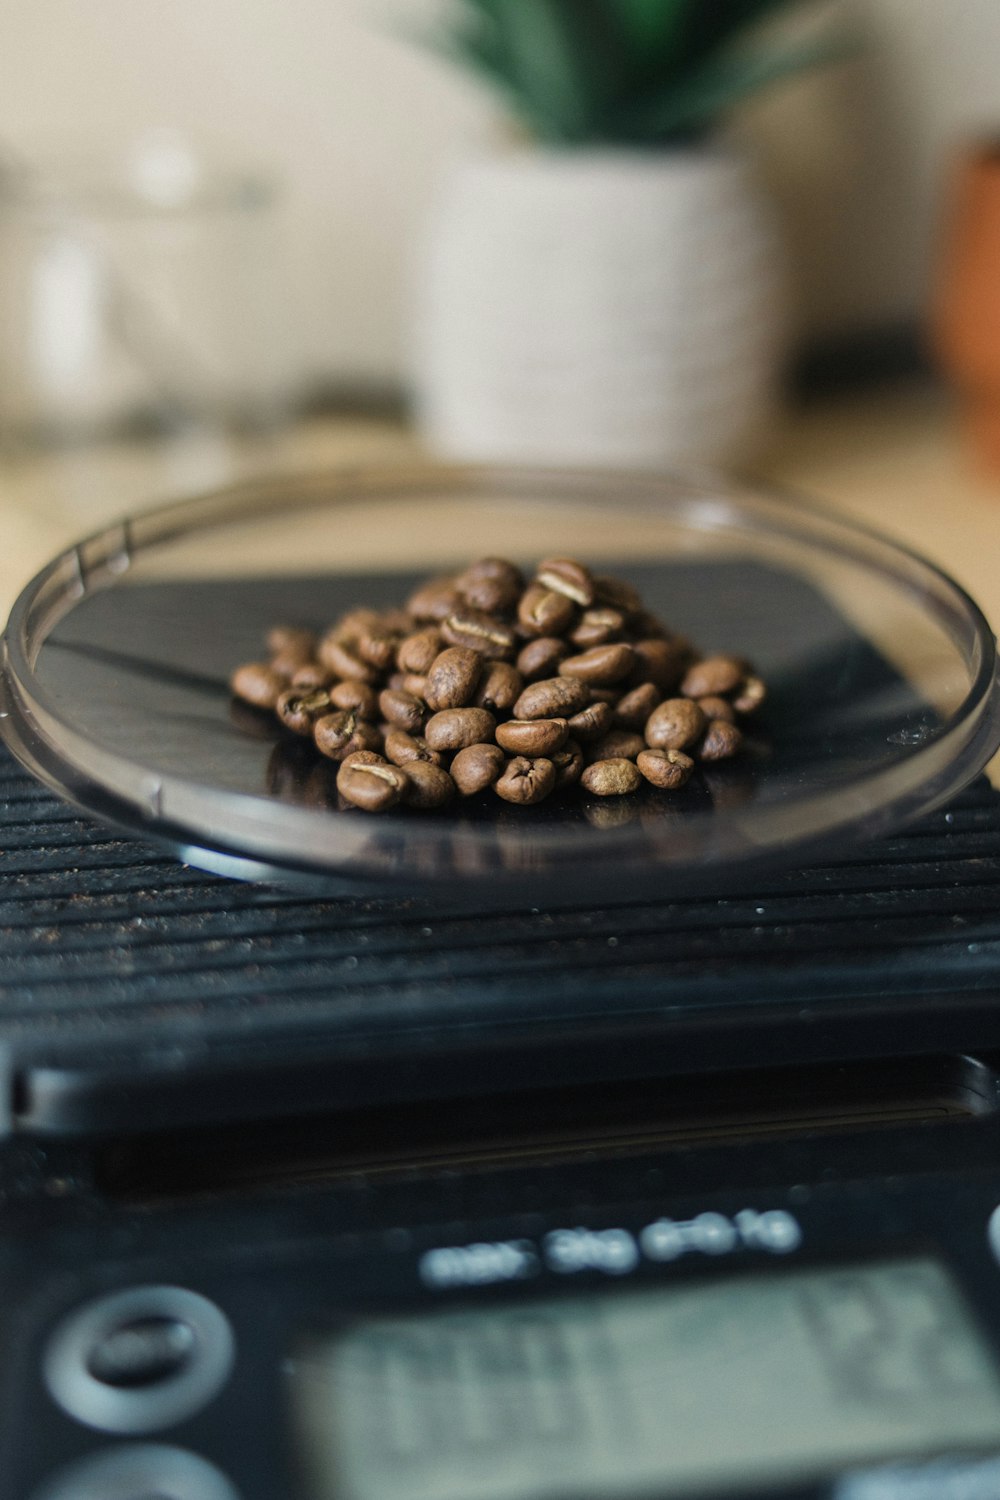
(412, 148, 787, 469)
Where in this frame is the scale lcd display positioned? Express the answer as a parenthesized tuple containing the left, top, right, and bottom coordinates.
(290, 1258, 1000, 1500)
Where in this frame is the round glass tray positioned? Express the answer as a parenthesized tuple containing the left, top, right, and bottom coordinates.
(2, 464, 999, 901)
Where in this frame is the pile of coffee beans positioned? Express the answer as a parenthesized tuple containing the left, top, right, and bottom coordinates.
(230, 557, 766, 813)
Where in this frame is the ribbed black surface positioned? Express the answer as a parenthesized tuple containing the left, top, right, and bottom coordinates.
(2, 742, 1000, 1057)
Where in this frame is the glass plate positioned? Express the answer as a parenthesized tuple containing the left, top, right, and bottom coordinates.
(2, 464, 999, 901)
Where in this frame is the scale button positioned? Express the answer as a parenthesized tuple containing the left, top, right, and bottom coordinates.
(86, 1314, 198, 1389)
(43, 1286, 234, 1434)
(28, 1443, 242, 1500)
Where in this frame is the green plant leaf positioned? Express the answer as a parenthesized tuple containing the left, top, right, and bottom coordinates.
(624, 29, 854, 142)
(609, 0, 690, 59)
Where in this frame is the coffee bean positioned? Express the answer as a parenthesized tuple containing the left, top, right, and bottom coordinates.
(457, 557, 523, 613)
(379, 688, 426, 733)
(733, 675, 766, 714)
(451, 742, 505, 795)
(337, 755, 407, 811)
(270, 646, 314, 682)
(383, 729, 443, 767)
(441, 608, 517, 660)
(513, 676, 590, 720)
(494, 755, 557, 805)
(407, 575, 461, 622)
(615, 682, 660, 730)
(231, 661, 284, 710)
(276, 686, 332, 736)
(644, 698, 706, 751)
(517, 636, 568, 680)
(637, 747, 695, 789)
(632, 638, 691, 692)
(559, 642, 635, 685)
(403, 760, 456, 809)
(699, 719, 744, 762)
(401, 674, 428, 700)
(593, 573, 642, 615)
(570, 608, 625, 647)
(680, 655, 745, 698)
(314, 710, 381, 762)
(329, 680, 378, 719)
(517, 583, 577, 637)
(424, 646, 483, 710)
(318, 635, 379, 684)
(397, 626, 442, 675)
(266, 625, 316, 660)
(588, 729, 646, 762)
(587, 686, 621, 705)
(495, 717, 568, 757)
(581, 758, 642, 796)
(567, 700, 614, 740)
(474, 661, 524, 714)
(696, 694, 736, 724)
(536, 556, 595, 607)
(551, 739, 584, 789)
(290, 662, 331, 691)
(356, 628, 399, 672)
(334, 609, 382, 640)
(424, 707, 497, 752)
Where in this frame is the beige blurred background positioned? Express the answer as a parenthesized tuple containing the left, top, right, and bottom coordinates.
(0, 0, 998, 394)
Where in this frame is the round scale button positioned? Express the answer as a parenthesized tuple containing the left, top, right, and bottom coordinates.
(43, 1285, 234, 1434)
(29, 1443, 242, 1500)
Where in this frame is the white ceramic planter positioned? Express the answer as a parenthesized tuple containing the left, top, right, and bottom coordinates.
(412, 148, 787, 469)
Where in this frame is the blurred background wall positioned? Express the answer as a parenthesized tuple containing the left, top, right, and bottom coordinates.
(1, 0, 998, 400)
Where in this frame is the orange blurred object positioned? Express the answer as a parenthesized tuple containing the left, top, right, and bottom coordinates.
(932, 142, 1000, 472)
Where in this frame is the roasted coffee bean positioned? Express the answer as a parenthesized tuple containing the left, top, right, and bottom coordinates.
(403, 760, 456, 809)
(632, 637, 691, 692)
(231, 661, 284, 710)
(733, 675, 767, 714)
(637, 747, 695, 789)
(318, 634, 379, 684)
(379, 688, 425, 733)
(290, 662, 331, 691)
(593, 574, 642, 615)
(494, 755, 556, 805)
(397, 626, 442, 675)
(474, 661, 523, 714)
(457, 557, 523, 614)
(587, 686, 621, 705)
(570, 608, 625, 647)
(333, 609, 382, 640)
(441, 608, 517, 660)
(567, 699, 614, 740)
(630, 610, 671, 639)
(535, 556, 595, 607)
(424, 707, 497, 752)
(424, 646, 483, 710)
(276, 686, 332, 736)
(559, 642, 635, 686)
(680, 655, 745, 699)
(337, 755, 407, 811)
(699, 719, 744, 762)
(615, 682, 661, 730)
(588, 729, 646, 762)
(551, 739, 584, 789)
(517, 636, 568, 680)
(383, 729, 443, 767)
(451, 742, 505, 795)
(407, 575, 461, 622)
(356, 629, 399, 672)
(517, 583, 577, 637)
(513, 676, 590, 720)
(495, 717, 568, 757)
(266, 624, 316, 660)
(644, 697, 706, 751)
(581, 758, 642, 796)
(270, 647, 315, 682)
(330, 680, 379, 719)
(697, 694, 736, 724)
(401, 673, 428, 700)
(314, 710, 381, 762)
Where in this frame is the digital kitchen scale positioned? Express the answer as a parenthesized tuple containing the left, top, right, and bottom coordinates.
(2, 467, 1000, 1500)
